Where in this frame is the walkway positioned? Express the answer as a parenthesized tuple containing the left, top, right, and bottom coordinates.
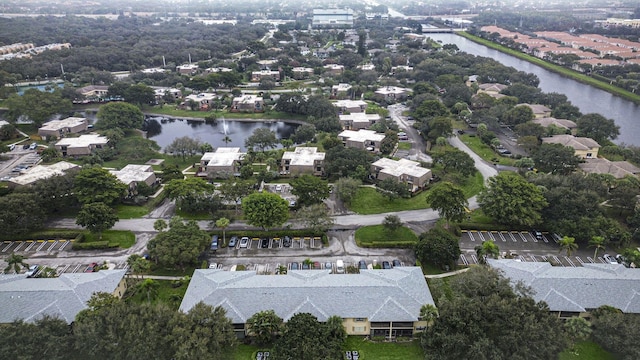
(424, 267, 470, 279)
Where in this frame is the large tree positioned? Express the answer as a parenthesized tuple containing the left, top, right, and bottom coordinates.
(531, 143, 581, 175)
(95, 102, 145, 130)
(3, 89, 72, 127)
(576, 113, 620, 144)
(4, 253, 29, 274)
(426, 181, 468, 227)
(296, 204, 335, 233)
(147, 217, 210, 271)
(272, 313, 345, 360)
(245, 128, 278, 152)
(333, 177, 361, 205)
(242, 192, 289, 231)
(422, 266, 566, 360)
(164, 177, 219, 214)
(431, 147, 476, 178)
(290, 175, 331, 207)
(73, 166, 127, 206)
(478, 172, 548, 227)
(76, 202, 119, 240)
(591, 307, 640, 360)
(0, 192, 46, 237)
(123, 83, 155, 106)
(414, 226, 461, 270)
(218, 180, 256, 214)
(165, 136, 203, 160)
(0, 316, 74, 360)
(324, 146, 373, 180)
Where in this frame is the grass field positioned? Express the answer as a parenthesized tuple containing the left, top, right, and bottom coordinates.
(397, 142, 412, 151)
(233, 344, 263, 360)
(355, 225, 418, 246)
(343, 337, 424, 360)
(460, 134, 516, 166)
(349, 172, 484, 215)
(115, 204, 149, 219)
(84, 230, 136, 248)
(125, 279, 189, 310)
(559, 341, 615, 360)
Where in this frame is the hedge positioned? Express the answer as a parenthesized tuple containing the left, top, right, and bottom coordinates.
(354, 240, 416, 249)
(72, 241, 116, 250)
(5, 230, 84, 242)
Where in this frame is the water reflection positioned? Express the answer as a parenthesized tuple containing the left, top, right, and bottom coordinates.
(144, 116, 299, 151)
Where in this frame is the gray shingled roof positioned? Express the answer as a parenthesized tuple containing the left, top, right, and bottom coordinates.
(488, 259, 640, 313)
(179, 267, 434, 323)
(0, 270, 126, 323)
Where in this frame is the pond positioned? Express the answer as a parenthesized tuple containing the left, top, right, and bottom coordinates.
(144, 116, 300, 151)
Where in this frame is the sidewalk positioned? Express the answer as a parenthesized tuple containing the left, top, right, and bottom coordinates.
(424, 267, 469, 279)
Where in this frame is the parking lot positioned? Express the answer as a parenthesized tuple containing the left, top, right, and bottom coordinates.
(208, 258, 407, 274)
(459, 230, 620, 267)
(265, 183, 297, 207)
(1, 239, 75, 254)
(5, 260, 129, 276)
(224, 236, 323, 251)
(0, 148, 41, 181)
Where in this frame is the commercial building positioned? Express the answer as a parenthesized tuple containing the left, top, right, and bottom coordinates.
(312, 8, 354, 28)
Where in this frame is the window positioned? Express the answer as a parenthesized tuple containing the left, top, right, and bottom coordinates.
(586, 153, 593, 158)
(354, 318, 366, 322)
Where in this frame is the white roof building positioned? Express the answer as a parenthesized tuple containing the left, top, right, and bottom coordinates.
(339, 113, 381, 130)
(200, 148, 245, 170)
(109, 164, 156, 187)
(312, 8, 354, 28)
(8, 161, 79, 187)
(38, 117, 87, 132)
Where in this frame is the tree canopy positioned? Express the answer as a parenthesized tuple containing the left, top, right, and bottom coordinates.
(414, 226, 461, 270)
(245, 128, 278, 152)
(426, 181, 468, 227)
(422, 266, 566, 360)
(576, 113, 620, 144)
(532, 143, 581, 175)
(75, 202, 119, 239)
(290, 175, 330, 207)
(242, 192, 289, 231)
(272, 313, 345, 360)
(96, 102, 145, 130)
(73, 166, 127, 206)
(3, 89, 72, 127)
(478, 172, 548, 227)
(147, 217, 210, 271)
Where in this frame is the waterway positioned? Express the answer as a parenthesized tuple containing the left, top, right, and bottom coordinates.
(427, 33, 640, 146)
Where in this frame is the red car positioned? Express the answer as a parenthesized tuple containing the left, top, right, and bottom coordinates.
(85, 262, 98, 273)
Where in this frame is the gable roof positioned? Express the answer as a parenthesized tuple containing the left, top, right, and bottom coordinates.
(579, 158, 640, 178)
(488, 259, 640, 313)
(532, 117, 577, 130)
(541, 134, 601, 150)
(179, 267, 433, 323)
(0, 270, 126, 323)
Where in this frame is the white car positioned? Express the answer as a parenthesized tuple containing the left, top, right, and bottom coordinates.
(275, 184, 282, 192)
(239, 236, 249, 248)
(25, 265, 39, 277)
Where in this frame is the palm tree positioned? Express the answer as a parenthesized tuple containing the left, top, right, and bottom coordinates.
(303, 258, 313, 269)
(589, 236, 606, 260)
(222, 135, 232, 145)
(276, 265, 287, 275)
(137, 278, 160, 303)
(559, 236, 579, 257)
(475, 241, 500, 264)
(215, 217, 230, 245)
(4, 253, 29, 274)
(420, 304, 439, 327)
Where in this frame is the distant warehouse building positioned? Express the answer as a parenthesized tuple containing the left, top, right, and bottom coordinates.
(312, 8, 354, 28)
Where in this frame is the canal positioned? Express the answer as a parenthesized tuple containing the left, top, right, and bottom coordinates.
(427, 33, 640, 146)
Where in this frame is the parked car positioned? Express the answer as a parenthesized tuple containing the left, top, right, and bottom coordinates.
(210, 235, 219, 252)
(531, 230, 543, 241)
(382, 261, 392, 269)
(8, 144, 15, 151)
(290, 262, 299, 270)
(313, 261, 321, 269)
(275, 184, 282, 192)
(302, 262, 310, 270)
(25, 265, 39, 277)
(29, 142, 37, 150)
(261, 238, 269, 248)
(336, 260, 345, 274)
(324, 262, 332, 270)
(283, 236, 292, 247)
(228, 236, 238, 248)
(85, 262, 98, 273)
(209, 263, 218, 269)
(358, 260, 367, 270)
(392, 259, 401, 268)
(603, 254, 618, 264)
(239, 236, 249, 248)
(22, 144, 30, 150)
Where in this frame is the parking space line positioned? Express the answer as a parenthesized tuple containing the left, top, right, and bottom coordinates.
(36, 240, 48, 251)
(499, 232, 507, 242)
(470, 254, 478, 264)
(551, 255, 561, 264)
(59, 240, 70, 251)
(541, 234, 549, 243)
(530, 255, 537, 262)
(541, 256, 548, 262)
(597, 257, 606, 264)
(459, 254, 468, 266)
(468, 232, 475, 242)
(47, 240, 60, 253)
(478, 232, 486, 242)
(518, 232, 528, 243)
(508, 233, 517, 242)
(24, 241, 36, 251)
(519, 255, 526, 262)
(14, 241, 25, 251)
(565, 257, 576, 267)
(552, 234, 560, 243)
(71, 264, 82, 273)
(2, 241, 14, 252)
(58, 265, 69, 275)
(586, 257, 595, 263)
(488, 232, 496, 242)
(575, 257, 584, 265)
(528, 232, 538, 243)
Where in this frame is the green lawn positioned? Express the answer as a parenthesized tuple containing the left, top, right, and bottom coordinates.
(233, 344, 263, 360)
(460, 134, 515, 166)
(397, 142, 412, 151)
(349, 172, 484, 215)
(149, 264, 199, 277)
(559, 341, 615, 360)
(355, 225, 418, 247)
(116, 204, 149, 219)
(83, 230, 136, 248)
(343, 336, 423, 360)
